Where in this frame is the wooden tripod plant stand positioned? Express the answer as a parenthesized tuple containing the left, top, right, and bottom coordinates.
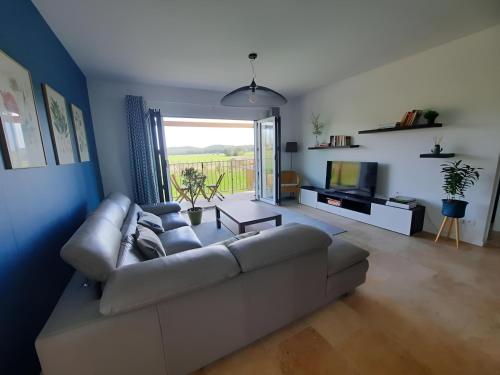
(435, 216, 461, 248)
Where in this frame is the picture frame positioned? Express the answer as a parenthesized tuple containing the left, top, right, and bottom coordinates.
(70, 104, 90, 162)
(0, 49, 46, 169)
(42, 84, 74, 164)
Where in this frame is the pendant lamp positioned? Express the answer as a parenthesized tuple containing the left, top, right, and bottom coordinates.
(221, 53, 287, 107)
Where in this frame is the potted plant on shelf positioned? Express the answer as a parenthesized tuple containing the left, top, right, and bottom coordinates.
(311, 113, 325, 146)
(181, 167, 207, 225)
(440, 160, 481, 218)
(423, 110, 439, 125)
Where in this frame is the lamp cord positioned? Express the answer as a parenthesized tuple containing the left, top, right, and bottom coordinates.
(250, 59, 256, 81)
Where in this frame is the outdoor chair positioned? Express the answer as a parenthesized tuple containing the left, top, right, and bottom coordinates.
(206, 173, 226, 202)
(170, 175, 189, 203)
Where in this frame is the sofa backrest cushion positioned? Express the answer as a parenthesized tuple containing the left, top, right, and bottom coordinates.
(120, 204, 142, 242)
(227, 223, 332, 272)
(100, 245, 240, 315)
(90, 199, 128, 229)
(107, 192, 132, 215)
(60, 216, 122, 282)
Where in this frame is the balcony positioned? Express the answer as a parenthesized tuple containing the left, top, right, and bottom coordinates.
(168, 159, 255, 211)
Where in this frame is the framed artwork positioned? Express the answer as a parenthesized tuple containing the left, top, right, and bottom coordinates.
(0, 49, 46, 169)
(71, 104, 90, 162)
(42, 84, 74, 164)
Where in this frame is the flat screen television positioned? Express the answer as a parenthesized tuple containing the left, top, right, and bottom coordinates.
(325, 161, 378, 196)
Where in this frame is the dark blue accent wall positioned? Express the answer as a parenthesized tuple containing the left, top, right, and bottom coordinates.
(0, 1, 103, 373)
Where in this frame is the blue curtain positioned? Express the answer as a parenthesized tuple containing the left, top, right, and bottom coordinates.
(125, 95, 160, 204)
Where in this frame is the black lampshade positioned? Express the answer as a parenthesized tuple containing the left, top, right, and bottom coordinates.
(285, 142, 298, 153)
(221, 53, 287, 107)
(220, 82, 287, 107)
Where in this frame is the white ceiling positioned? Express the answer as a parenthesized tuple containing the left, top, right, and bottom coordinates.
(32, 0, 500, 97)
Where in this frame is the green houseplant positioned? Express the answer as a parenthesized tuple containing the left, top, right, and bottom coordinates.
(311, 113, 325, 146)
(181, 167, 207, 225)
(423, 110, 439, 125)
(440, 160, 481, 218)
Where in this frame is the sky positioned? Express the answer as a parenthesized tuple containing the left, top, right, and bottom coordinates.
(164, 126, 254, 148)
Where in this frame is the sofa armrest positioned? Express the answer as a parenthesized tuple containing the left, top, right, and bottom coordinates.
(100, 245, 240, 316)
(227, 223, 332, 272)
(141, 202, 181, 215)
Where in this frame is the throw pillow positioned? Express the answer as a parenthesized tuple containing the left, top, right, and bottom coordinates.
(135, 225, 166, 259)
(138, 211, 164, 233)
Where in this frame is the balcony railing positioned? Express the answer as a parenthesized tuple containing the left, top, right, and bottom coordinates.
(168, 159, 255, 199)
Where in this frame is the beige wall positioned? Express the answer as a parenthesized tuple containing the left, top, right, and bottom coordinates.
(291, 24, 500, 245)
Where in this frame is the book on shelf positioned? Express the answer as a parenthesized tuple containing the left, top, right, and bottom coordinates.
(398, 109, 423, 127)
(329, 135, 352, 147)
(386, 201, 417, 210)
(389, 195, 417, 204)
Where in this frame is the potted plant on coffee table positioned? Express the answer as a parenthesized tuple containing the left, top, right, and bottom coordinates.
(181, 167, 207, 225)
(440, 160, 481, 218)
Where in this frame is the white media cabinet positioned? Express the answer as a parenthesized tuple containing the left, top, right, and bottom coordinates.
(300, 186, 425, 236)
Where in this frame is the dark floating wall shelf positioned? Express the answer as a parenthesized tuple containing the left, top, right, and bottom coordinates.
(420, 153, 455, 158)
(308, 145, 360, 150)
(358, 123, 443, 134)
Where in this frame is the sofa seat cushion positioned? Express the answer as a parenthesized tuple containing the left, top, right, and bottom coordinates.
(327, 238, 369, 276)
(161, 212, 189, 231)
(158, 226, 202, 255)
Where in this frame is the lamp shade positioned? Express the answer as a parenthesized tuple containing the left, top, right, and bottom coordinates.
(221, 53, 287, 107)
(220, 81, 287, 107)
(285, 142, 298, 153)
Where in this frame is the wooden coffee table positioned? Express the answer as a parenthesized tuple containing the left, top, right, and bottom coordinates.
(215, 201, 282, 234)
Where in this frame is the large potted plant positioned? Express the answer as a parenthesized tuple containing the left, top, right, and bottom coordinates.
(181, 167, 206, 225)
(440, 160, 481, 218)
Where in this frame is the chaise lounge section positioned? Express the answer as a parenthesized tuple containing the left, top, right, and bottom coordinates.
(35, 192, 369, 375)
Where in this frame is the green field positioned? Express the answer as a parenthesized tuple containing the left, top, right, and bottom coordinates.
(167, 153, 255, 198)
(167, 152, 254, 163)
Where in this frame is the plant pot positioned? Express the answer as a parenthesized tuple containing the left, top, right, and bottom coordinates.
(441, 199, 468, 218)
(187, 207, 203, 225)
(432, 144, 443, 154)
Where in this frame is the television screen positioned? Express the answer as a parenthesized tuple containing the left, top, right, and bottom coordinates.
(326, 161, 378, 196)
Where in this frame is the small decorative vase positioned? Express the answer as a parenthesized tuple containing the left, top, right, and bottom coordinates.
(315, 135, 319, 146)
(432, 144, 443, 154)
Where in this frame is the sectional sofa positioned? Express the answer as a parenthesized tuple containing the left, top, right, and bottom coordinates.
(35, 192, 369, 375)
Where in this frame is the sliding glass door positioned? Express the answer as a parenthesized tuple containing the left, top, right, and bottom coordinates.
(255, 116, 281, 205)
